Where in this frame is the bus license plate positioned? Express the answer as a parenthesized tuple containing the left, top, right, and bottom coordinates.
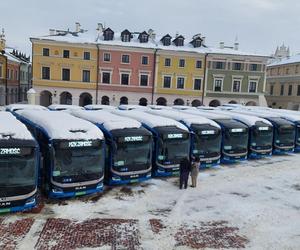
(75, 191, 86, 196)
(130, 179, 138, 183)
(0, 208, 11, 213)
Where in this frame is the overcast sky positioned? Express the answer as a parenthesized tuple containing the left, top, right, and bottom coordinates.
(1, 0, 300, 56)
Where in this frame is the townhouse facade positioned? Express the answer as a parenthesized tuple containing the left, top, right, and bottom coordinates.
(30, 23, 269, 107)
(266, 54, 300, 110)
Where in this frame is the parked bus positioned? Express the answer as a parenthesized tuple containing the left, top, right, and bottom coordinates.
(85, 105, 117, 111)
(118, 105, 149, 111)
(71, 110, 153, 185)
(113, 110, 191, 177)
(6, 104, 48, 112)
(210, 109, 273, 158)
(173, 107, 249, 163)
(146, 109, 222, 167)
(48, 104, 84, 111)
(229, 109, 295, 154)
(14, 110, 105, 198)
(0, 112, 39, 213)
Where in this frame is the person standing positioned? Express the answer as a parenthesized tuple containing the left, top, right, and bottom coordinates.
(191, 156, 200, 188)
(179, 157, 191, 189)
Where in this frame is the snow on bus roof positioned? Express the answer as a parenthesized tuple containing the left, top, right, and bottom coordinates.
(48, 104, 84, 111)
(118, 105, 149, 111)
(71, 110, 142, 131)
(0, 112, 34, 141)
(146, 109, 221, 128)
(6, 104, 49, 112)
(84, 105, 117, 110)
(112, 110, 189, 131)
(16, 110, 104, 140)
(257, 109, 300, 122)
(178, 108, 233, 120)
(230, 109, 281, 119)
(210, 110, 272, 126)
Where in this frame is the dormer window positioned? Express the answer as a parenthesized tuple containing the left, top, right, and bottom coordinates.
(121, 29, 132, 42)
(160, 34, 172, 46)
(103, 28, 114, 41)
(138, 31, 149, 43)
(173, 35, 184, 47)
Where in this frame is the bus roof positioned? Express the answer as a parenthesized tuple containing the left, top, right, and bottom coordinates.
(6, 104, 48, 112)
(145, 109, 221, 128)
(230, 109, 281, 119)
(112, 110, 189, 131)
(48, 104, 84, 111)
(147, 105, 173, 110)
(118, 105, 149, 111)
(0, 112, 34, 141)
(178, 108, 233, 120)
(84, 105, 117, 110)
(16, 110, 104, 140)
(71, 110, 142, 131)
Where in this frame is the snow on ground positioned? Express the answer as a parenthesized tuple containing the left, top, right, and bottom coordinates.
(1, 154, 300, 249)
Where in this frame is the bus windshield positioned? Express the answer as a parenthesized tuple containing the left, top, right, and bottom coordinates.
(0, 148, 36, 197)
(114, 140, 152, 171)
(275, 125, 295, 145)
(224, 129, 248, 152)
(252, 127, 273, 147)
(53, 146, 104, 181)
(194, 131, 221, 155)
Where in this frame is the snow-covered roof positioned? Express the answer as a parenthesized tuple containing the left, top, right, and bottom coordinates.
(16, 110, 104, 140)
(209, 110, 272, 126)
(84, 105, 117, 110)
(6, 104, 49, 112)
(118, 105, 149, 111)
(48, 104, 84, 111)
(268, 54, 300, 67)
(207, 46, 268, 57)
(0, 112, 34, 141)
(112, 110, 188, 131)
(178, 109, 232, 120)
(254, 109, 300, 123)
(145, 109, 220, 128)
(230, 109, 281, 119)
(147, 105, 173, 110)
(71, 110, 142, 131)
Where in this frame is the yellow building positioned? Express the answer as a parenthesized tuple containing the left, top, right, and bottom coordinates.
(31, 28, 98, 106)
(0, 29, 7, 106)
(154, 34, 207, 106)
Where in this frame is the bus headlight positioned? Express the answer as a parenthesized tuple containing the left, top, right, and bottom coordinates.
(96, 183, 103, 189)
(25, 197, 36, 206)
(112, 176, 121, 181)
(52, 188, 63, 194)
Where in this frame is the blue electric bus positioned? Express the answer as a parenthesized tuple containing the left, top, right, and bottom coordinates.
(14, 110, 105, 198)
(229, 109, 295, 154)
(146, 109, 222, 167)
(113, 110, 191, 177)
(173, 107, 249, 163)
(211, 109, 273, 158)
(71, 110, 153, 185)
(0, 112, 39, 213)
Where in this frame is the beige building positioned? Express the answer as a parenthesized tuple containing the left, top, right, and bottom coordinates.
(266, 54, 300, 110)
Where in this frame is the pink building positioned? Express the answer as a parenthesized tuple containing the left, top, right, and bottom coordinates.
(97, 28, 156, 106)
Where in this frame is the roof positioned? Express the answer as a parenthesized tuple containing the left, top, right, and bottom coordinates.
(84, 105, 117, 110)
(178, 108, 233, 120)
(118, 105, 149, 111)
(6, 104, 48, 112)
(48, 104, 84, 111)
(268, 54, 300, 67)
(145, 109, 221, 128)
(112, 110, 189, 131)
(230, 109, 281, 119)
(16, 110, 104, 140)
(0, 112, 34, 141)
(71, 110, 142, 131)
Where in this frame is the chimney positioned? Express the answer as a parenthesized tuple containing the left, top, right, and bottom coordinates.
(234, 42, 239, 50)
(219, 42, 225, 49)
(49, 29, 56, 35)
(148, 29, 156, 40)
(75, 22, 81, 32)
(0, 28, 6, 52)
(97, 23, 104, 32)
(202, 36, 206, 46)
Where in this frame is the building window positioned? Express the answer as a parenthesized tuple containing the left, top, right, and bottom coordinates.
(140, 74, 148, 86)
(233, 63, 242, 70)
(121, 73, 129, 85)
(62, 68, 70, 81)
(43, 48, 49, 56)
(177, 77, 185, 89)
(286, 68, 289, 75)
(288, 85, 293, 96)
(121, 54, 130, 63)
(297, 85, 300, 96)
(63, 50, 70, 58)
(0, 64, 2, 78)
(280, 84, 284, 96)
(42, 67, 50, 80)
(249, 64, 258, 71)
(165, 58, 171, 67)
(196, 60, 202, 69)
(194, 79, 202, 90)
(233, 80, 241, 92)
(141, 56, 149, 65)
(270, 85, 274, 95)
(102, 72, 111, 84)
(82, 70, 90, 82)
(179, 59, 185, 68)
(84, 52, 90, 60)
(213, 61, 225, 70)
(103, 53, 111, 62)
(214, 79, 223, 92)
(122, 34, 130, 42)
(163, 76, 171, 88)
(249, 81, 257, 93)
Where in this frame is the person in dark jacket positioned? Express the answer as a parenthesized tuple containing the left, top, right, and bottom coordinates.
(179, 157, 191, 189)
